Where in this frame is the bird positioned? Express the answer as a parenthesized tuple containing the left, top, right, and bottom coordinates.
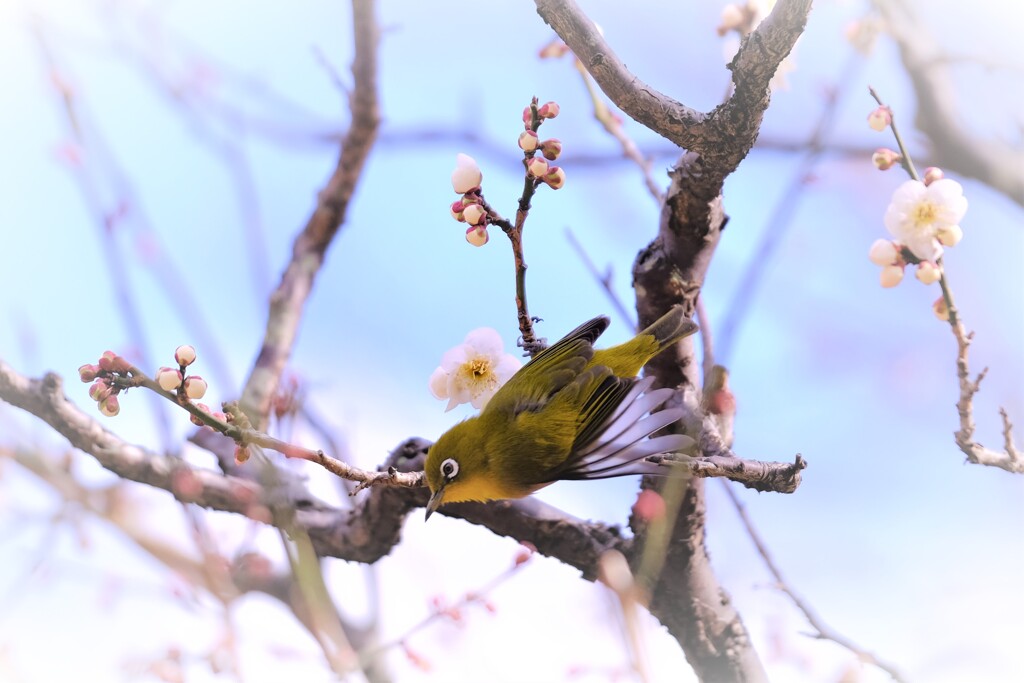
(424, 305, 698, 519)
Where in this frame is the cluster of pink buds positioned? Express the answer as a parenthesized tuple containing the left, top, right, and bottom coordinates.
(155, 345, 226, 426)
(79, 351, 132, 417)
(449, 154, 490, 247)
(520, 100, 566, 190)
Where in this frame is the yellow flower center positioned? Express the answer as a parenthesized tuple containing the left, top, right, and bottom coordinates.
(911, 201, 936, 229)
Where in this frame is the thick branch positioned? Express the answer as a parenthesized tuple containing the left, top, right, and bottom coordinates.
(239, 0, 381, 428)
(535, 0, 812, 177)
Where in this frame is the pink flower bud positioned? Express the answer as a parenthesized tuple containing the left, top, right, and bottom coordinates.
(174, 345, 197, 366)
(871, 148, 900, 171)
(915, 261, 941, 285)
(462, 203, 487, 226)
(933, 296, 950, 321)
(99, 395, 120, 417)
(451, 153, 482, 194)
(632, 489, 667, 522)
(234, 445, 251, 464)
(110, 355, 131, 374)
(522, 106, 533, 126)
(465, 225, 489, 247)
(518, 130, 539, 152)
(450, 200, 465, 222)
(868, 239, 899, 266)
(922, 167, 944, 186)
(184, 375, 208, 400)
(537, 101, 560, 119)
(540, 138, 562, 160)
(879, 264, 904, 288)
(526, 157, 549, 178)
(157, 367, 183, 392)
(89, 380, 112, 402)
(97, 350, 118, 372)
(79, 364, 99, 382)
(867, 106, 891, 132)
(190, 403, 210, 426)
(542, 166, 566, 190)
(538, 40, 570, 59)
(936, 224, 963, 247)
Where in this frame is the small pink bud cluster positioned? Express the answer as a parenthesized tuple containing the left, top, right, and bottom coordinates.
(449, 154, 490, 247)
(79, 350, 133, 417)
(868, 239, 943, 289)
(520, 99, 566, 191)
(538, 39, 570, 60)
(154, 345, 223, 425)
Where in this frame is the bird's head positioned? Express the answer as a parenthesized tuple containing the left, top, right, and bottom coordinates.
(423, 420, 473, 520)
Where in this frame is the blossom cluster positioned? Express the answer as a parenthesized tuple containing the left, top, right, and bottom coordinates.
(78, 351, 133, 417)
(866, 108, 967, 294)
(429, 328, 521, 411)
(448, 99, 566, 247)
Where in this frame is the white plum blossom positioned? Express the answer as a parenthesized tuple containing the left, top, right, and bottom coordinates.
(883, 178, 967, 262)
(451, 153, 482, 194)
(429, 328, 522, 411)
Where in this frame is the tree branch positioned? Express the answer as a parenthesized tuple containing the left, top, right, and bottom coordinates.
(239, 0, 381, 429)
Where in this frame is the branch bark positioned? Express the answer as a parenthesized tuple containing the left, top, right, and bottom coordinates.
(239, 0, 381, 429)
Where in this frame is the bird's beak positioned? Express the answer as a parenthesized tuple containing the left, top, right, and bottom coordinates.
(425, 485, 445, 521)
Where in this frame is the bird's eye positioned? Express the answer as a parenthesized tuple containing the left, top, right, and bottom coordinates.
(440, 458, 459, 480)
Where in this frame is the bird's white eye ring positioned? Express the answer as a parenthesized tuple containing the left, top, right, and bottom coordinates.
(440, 458, 459, 480)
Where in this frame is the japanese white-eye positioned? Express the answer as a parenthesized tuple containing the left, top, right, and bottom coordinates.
(424, 306, 698, 519)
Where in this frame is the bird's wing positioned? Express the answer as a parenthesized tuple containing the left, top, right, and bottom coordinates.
(484, 315, 610, 417)
(547, 375, 693, 481)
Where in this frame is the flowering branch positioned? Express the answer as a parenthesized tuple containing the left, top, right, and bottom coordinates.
(870, 88, 1023, 474)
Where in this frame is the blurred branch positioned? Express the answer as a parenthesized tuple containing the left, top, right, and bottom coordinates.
(876, 0, 1024, 208)
(239, 0, 381, 429)
(719, 481, 907, 682)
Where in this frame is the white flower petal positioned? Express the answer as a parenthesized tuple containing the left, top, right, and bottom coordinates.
(904, 233, 943, 262)
(462, 327, 504, 359)
(428, 367, 450, 400)
(494, 354, 523, 383)
(439, 345, 470, 372)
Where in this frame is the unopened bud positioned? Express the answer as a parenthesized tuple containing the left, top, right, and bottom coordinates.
(450, 200, 465, 222)
(98, 350, 118, 372)
(932, 296, 950, 321)
(518, 130, 539, 152)
(871, 148, 900, 171)
(868, 239, 899, 266)
(632, 489, 667, 522)
(462, 203, 487, 226)
(79, 364, 100, 383)
(465, 226, 489, 247)
(234, 445, 251, 464)
(540, 138, 562, 160)
(937, 224, 963, 247)
(522, 106, 533, 127)
(542, 166, 566, 190)
(157, 367, 183, 392)
(99, 395, 120, 417)
(922, 167, 944, 186)
(451, 153, 482, 194)
(184, 375, 208, 400)
(190, 403, 210, 426)
(915, 261, 941, 285)
(538, 40, 570, 59)
(174, 345, 196, 366)
(526, 157, 549, 178)
(879, 264, 904, 288)
(89, 380, 112, 402)
(537, 101, 560, 119)
(867, 106, 891, 132)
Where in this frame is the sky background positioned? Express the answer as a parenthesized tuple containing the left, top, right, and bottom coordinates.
(1, 0, 1022, 681)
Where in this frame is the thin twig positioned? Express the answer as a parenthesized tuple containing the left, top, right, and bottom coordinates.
(564, 227, 636, 329)
(719, 480, 907, 682)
